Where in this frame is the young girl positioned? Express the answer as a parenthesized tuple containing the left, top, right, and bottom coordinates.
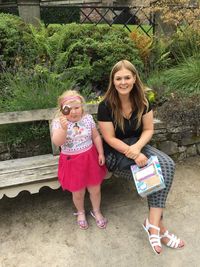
(51, 90, 107, 230)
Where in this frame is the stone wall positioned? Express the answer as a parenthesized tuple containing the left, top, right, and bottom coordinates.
(0, 120, 199, 161)
(151, 120, 200, 161)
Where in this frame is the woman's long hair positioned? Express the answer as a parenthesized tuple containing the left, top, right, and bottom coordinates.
(104, 60, 149, 132)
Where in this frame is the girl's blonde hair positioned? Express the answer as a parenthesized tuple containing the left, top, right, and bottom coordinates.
(104, 60, 149, 131)
(55, 90, 86, 117)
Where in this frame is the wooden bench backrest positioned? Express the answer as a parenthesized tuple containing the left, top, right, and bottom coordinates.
(0, 104, 99, 156)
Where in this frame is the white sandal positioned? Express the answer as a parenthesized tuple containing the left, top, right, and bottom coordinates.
(160, 230, 185, 249)
(142, 218, 162, 255)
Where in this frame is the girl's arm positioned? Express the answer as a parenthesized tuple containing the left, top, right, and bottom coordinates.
(51, 116, 68, 146)
(92, 127, 105, 165)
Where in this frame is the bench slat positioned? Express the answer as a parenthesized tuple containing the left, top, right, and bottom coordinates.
(0, 104, 98, 125)
(0, 164, 58, 188)
(0, 154, 59, 188)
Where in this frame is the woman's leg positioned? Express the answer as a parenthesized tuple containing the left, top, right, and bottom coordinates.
(114, 145, 184, 251)
(143, 145, 184, 249)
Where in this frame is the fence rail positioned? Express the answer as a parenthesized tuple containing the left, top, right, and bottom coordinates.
(0, 2, 199, 36)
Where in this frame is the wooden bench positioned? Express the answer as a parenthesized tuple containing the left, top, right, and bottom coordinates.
(0, 104, 100, 199)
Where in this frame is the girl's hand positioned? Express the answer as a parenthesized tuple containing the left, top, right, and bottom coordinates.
(134, 153, 148, 167)
(59, 115, 68, 130)
(98, 154, 105, 166)
(124, 144, 141, 160)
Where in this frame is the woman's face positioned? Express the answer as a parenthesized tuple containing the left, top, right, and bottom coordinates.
(113, 67, 136, 96)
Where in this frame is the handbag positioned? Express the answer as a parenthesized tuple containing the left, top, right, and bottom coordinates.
(130, 155, 165, 197)
(105, 137, 138, 172)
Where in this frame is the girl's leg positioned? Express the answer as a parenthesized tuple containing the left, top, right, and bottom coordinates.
(87, 184, 107, 228)
(72, 188, 88, 228)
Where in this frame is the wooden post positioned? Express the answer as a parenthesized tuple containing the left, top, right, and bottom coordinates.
(17, 0, 40, 26)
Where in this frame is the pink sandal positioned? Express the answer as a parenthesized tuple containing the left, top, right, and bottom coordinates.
(90, 210, 107, 229)
(74, 211, 88, 230)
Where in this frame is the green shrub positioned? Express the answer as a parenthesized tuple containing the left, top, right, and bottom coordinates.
(168, 28, 200, 64)
(147, 57, 200, 98)
(0, 13, 26, 70)
(0, 68, 76, 112)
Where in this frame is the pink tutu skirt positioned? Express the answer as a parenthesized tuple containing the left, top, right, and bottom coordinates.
(58, 145, 107, 192)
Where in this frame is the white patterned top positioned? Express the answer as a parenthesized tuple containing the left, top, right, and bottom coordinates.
(52, 114, 96, 155)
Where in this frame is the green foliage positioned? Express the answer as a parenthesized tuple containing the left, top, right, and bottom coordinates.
(147, 57, 200, 97)
(52, 24, 143, 91)
(168, 28, 200, 64)
(0, 13, 26, 70)
(0, 69, 75, 112)
(0, 122, 51, 159)
(147, 37, 172, 72)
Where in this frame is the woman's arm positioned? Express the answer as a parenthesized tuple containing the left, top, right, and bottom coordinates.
(135, 110, 154, 149)
(98, 121, 130, 154)
(124, 110, 154, 158)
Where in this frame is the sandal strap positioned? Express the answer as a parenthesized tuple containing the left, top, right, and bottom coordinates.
(145, 218, 160, 232)
(142, 218, 162, 254)
(149, 235, 161, 246)
(73, 210, 85, 216)
(161, 230, 180, 248)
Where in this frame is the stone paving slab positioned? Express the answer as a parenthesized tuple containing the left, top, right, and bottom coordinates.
(0, 156, 199, 267)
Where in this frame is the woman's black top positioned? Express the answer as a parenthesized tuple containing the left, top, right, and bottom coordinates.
(97, 100, 152, 154)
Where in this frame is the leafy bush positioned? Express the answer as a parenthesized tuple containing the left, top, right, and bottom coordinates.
(0, 68, 76, 112)
(168, 28, 200, 64)
(0, 13, 26, 71)
(0, 17, 143, 111)
(52, 24, 143, 91)
(147, 57, 200, 98)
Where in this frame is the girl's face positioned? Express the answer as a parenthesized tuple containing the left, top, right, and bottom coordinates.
(113, 67, 136, 96)
(62, 100, 83, 122)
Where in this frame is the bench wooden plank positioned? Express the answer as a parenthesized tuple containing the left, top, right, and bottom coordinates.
(0, 104, 98, 125)
(0, 103, 103, 199)
(0, 155, 58, 188)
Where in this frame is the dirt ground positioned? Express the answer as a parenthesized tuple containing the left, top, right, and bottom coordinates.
(0, 156, 200, 267)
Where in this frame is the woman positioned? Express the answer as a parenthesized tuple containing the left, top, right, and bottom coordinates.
(97, 60, 184, 254)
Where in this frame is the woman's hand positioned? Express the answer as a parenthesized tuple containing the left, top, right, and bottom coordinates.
(124, 144, 141, 160)
(134, 153, 148, 167)
(59, 115, 68, 130)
